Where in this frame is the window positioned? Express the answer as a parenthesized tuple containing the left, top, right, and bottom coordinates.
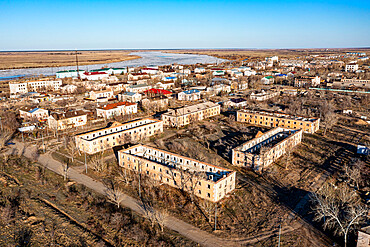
(198, 190, 201, 194)
(207, 184, 211, 189)
(207, 193, 210, 198)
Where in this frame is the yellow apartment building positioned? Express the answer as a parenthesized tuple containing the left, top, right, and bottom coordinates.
(161, 101, 220, 127)
(75, 118, 163, 154)
(237, 109, 320, 134)
(118, 144, 236, 202)
(232, 127, 303, 172)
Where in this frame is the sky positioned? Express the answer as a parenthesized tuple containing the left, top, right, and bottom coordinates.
(0, 0, 369, 50)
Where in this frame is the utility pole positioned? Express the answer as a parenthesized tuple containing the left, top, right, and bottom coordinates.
(75, 50, 80, 80)
(278, 223, 281, 247)
(84, 151, 87, 173)
(42, 133, 45, 153)
(0, 117, 3, 132)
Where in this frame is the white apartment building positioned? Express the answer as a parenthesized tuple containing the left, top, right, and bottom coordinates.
(10, 79, 62, 95)
(48, 110, 88, 130)
(56, 70, 85, 79)
(97, 102, 138, 119)
(162, 101, 220, 127)
(345, 63, 359, 72)
(75, 118, 163, 154)
(89, 89, 114, 101)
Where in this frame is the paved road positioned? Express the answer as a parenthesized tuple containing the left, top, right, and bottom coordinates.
(8, 141, 240, 247)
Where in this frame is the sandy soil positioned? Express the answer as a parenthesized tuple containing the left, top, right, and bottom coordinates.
(0, 50, 141, 70)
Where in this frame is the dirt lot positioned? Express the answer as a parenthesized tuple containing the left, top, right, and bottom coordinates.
(0, 155, 196, 246)
(0, 50, 140, 70)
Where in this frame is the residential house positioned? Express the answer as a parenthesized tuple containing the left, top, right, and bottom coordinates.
(178, 89, 201, 101)
(250, 90, 279, 101)
(97, 102, 138, 119)
(117, 92, 142, 103)
(19, 107, 49, 121)
(261, 76, 274, 85)
(48, 110, 88, 130)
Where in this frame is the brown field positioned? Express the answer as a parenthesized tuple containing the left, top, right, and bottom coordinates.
(166, 48, 370, 61)
(0, 50, 141, 70)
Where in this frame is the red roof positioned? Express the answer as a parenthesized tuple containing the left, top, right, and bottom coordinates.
(84, 72, 108, 75)
(100, 101, 136, 110)
(144, 88, 172, 95)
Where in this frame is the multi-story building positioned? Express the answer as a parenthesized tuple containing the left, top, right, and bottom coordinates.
(237, 109, 320, 134)
(126, 84, 151, 93)
(75, 118, 163, 154)
(48, 110, 88, 130)
(232, 127, 303, 171)
(162, 101, 220, 127)
(250, 90, 279, 101)
(332, 78, 370, 89)
(9, 79, 62, 95)
(118, 144, 236, 202)
(294, 76, 321, 87)
(345, 63, 359, 72)
(19, 107, 49, 121)
(56, 70, 85, 79)
(96, 102, 138, 119)
(89, 89, 114, 101)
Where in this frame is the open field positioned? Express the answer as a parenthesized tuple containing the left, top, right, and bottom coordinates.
(166, 48, 370, 61)
(0, 50, 141, 70)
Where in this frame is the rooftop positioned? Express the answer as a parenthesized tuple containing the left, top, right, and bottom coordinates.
(98, 101, 136, 110)
(163, 101, 219, 117)
(238, 109, 319, 122)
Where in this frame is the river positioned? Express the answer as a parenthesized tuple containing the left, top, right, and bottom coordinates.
(0, 51, 226, 79)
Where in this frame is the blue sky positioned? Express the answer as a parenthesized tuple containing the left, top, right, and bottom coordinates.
(0, 0, 369, 50)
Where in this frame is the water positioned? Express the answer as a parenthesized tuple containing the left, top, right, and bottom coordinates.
(0, 51, 226, 79)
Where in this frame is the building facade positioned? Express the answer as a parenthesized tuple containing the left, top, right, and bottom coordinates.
(345, 64, 359, 72)
(250, 90, 279, 101)
(96, 102, 138, 119)
(75, 118, 163, 154)
(232, 127, 303, 171)
(162, 101, 220, 127)
(118, 144, 236, 202)
(48, 110, 88, 130)
(237, 109, 320, 134)
(19, 107, 49, 121)
(10, 79, 62, 95)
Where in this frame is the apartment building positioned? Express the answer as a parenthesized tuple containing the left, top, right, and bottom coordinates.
(294, 76, 321, 87)
(89, 89, 114, 101)
(48, 110, 88, 130)
(237, 109, 320, 134)
(19, 107, 49, 121)
(250, 90, 279, 101)
(97, 102, 138, 119)
(56, 70, 85, 79)
(232, 127, 302, 171)
(10, 79, 62, 94)
(118, 144, 236, 202)
(345, 63, 359, 72)
(332, 78, 370, 89)
(75, 118, 163, 154)
(162, 101, 220, 127)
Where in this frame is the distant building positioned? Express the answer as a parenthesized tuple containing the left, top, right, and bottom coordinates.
(357, 226, 370, 247)
(126, 84, 151, 93)
(56, 70, 85, 79)
(60, 84, 77, 94)
(19, 107, 49, 121)
(178, 89, 201, 101)
(232, 127, 302, 171)
(261, 76, 274, 85)
(90, 68, 127, 75)
(117, 92, 142, 103)
(294, 76, 320, 87)
(237, 109, 320, 134)
(250, 90, 279, 101)
(89, 89, 114, 101)
(96, 102, 137, 119)
(162, 101, 220, 127)
(9, 79, 62, 95)
(48, 110, 88, 130)
(345, 63, 359, 72)
(81, 71, 109, 81)
(118, 144, 236, 202)
(332, 78, 370, 89)
(75, 118, 163, 154)
(224, 98, 248, 108)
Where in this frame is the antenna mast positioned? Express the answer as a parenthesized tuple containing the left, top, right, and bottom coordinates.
(75, 50, 80, 80)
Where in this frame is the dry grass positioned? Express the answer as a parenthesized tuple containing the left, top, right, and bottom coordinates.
(0, 50, 141, 70)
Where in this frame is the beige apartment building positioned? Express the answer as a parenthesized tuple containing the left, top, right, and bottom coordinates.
(75, 118, 163, 154)
(237, 109, 320, 134)
(118, 144, 236, 202)
(232, 127, 303, 172)
(162, 101, 220, 127)
(48, 110, 88, 130)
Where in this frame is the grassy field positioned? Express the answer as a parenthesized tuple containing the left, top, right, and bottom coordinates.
(0, 50, 141, 70)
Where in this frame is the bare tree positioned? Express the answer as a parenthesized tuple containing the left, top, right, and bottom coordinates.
(62, 162, 69, 181)
(155, 209, 167, 232)
(89, 153, 107, 172)
(310, 183, 368, 247)
(320, 100, 338, 136)
(343, 160, 363, 189)
(104, 179, 125, 208)
(66, 137, 79, 163)
(200, 200, 215, 223)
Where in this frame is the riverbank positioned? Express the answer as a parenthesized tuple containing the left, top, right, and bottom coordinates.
(0, 50, 141, 70)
